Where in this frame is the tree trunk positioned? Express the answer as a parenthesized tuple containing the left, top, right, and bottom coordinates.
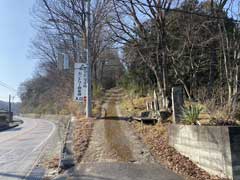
(177, 79, 191, 100)
(233, 65, 239, 96)
(100, 61, 105, 85)
(93, 62, 98, 85)
(208, 48, 217, 96)
(162, 50, 167, 99)
(152, 68, 167, 108)
(219, 23, 232, 106)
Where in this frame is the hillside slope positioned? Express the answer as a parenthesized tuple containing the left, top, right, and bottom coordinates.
(0, 101, 21, 114)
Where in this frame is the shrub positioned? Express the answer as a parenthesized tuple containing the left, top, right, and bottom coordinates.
(93, 83, 104, 99)
(67, 100, 81, 116)
(182, 104, 203, 125)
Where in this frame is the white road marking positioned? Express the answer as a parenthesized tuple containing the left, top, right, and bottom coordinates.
(0, 117, 56, 180)
(24, 120, 56, 179)
(32, 121, 56, 152)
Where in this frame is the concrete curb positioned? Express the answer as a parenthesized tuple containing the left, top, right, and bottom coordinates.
(58, 116, 75, 172)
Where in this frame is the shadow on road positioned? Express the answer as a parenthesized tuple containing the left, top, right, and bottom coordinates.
(55, 174, 115, 180)
(0, 172, 25, 179)
(0, 127, 22, 133)
(0, 172, 42, 180)
(100, 116, 130, 121)
(5, 127, 22, 132)
(76, 175, 115, 180)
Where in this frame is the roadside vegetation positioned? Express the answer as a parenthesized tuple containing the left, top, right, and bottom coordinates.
(116, 0, 240, 124)
(17, 0, 240, 123)
(73, 117, 93, 163)
(119, 95, 228, 180)
(16, 0, 240, 179)
(182, 105, 203, 125)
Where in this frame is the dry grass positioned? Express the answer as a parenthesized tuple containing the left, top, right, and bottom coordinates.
(133, 121, 166, 138)
(45, 156, 59, 169)
(92, 100, 102, 117)
(67, 101, 82, 116)
(120, 93, 227, 180)
(202, 100, 230, 120)
(120, 96, 151, 116)
(121, 95, 212, 125)
(73, 117, 94, 162)
(184, 101, 232, 125)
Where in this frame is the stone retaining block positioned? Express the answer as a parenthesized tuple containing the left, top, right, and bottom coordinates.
(169, 125, 240, 180)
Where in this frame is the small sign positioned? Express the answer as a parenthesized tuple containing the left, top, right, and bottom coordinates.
(63, 54, 69, 70)
(74, 63, 88, 102)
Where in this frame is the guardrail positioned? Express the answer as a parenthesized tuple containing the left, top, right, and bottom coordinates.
(0, 111, 13, 122)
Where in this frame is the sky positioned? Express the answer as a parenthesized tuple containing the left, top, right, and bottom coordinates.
(0, 0, 36, 102)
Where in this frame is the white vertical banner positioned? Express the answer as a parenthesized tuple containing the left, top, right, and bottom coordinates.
(63, 54, 69, 70)
(57, 52, 64, 70)
(74, 63, 88, 102)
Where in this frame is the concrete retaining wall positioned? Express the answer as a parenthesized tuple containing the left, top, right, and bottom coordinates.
(169, 125, 240, 180)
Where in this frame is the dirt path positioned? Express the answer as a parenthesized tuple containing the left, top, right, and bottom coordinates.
(54, 88, 183, 179)
(80, 88, 154, 164)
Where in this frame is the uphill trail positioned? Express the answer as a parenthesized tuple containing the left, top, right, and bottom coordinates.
(55, 88, 183, 180)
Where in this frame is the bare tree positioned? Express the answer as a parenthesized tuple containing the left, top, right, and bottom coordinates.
(36, 0, 116, 82)
(109, 0, 179, 107)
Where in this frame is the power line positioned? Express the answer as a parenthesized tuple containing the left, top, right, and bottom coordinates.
(0, 80, 17, 92)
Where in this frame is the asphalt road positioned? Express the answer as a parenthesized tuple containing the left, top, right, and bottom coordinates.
(59, 162, 183, 180)
(0, 117, 55, 180)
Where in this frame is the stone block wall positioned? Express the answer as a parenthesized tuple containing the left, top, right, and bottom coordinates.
(169, 125, 240, 179)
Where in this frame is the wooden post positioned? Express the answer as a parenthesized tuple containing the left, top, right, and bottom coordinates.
(146, 101, 149, 111)
(153, 90, 160, 111)
(151, 101, 154, 111)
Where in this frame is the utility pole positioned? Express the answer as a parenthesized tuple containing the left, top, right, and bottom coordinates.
(86, 0, 92, 118)
(8, 94, 12, 122)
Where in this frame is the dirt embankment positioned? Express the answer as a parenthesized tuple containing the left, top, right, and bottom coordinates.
(119, 92, 229, 180)
(73, 117, 94, 163)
